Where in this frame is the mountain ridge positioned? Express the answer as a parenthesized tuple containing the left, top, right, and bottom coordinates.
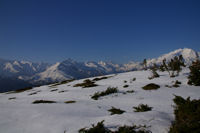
(0, 48, 199, 92)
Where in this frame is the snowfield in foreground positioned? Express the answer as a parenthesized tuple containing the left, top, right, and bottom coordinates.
(0, 69, 200, 133)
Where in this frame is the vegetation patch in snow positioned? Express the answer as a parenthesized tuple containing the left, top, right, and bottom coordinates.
(8, 97, 16, 100)
(79, 120, 151, 133)
(188, 59, 200, 86)
(58, 90, 68, 93)
(169, 95, 200, 133)
(49, 79, 74, 87)
(91, 87, 118, 100)
(32, 100, 57, 104)
(50, 89, 58, 92)
(142, 83, 160, 90)
(132, 78, 136, 81)
(74, 79, 98, 88)
(123, 85, 129, 88)
(126, 90, 135, 93)
(64, 100, 76, 104)
(108, 107, 125, 115)
(133, 104, 153, 112)
(92, 76, 112, 81)
(165, 80, 181, 88)
(12, 86, 33, 93)
(28, 91, 41, 95)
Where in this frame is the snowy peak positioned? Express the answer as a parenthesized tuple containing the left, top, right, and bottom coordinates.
(4, 62, 19, 73)
(0, 59, 50, 78)
(147, 48, 199, 66)
(0, 48, 199, 90)
(32, 62, 72, 83)
(29, 48, 200, 84)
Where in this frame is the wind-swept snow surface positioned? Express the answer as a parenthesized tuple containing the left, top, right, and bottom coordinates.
(0, 69, 200, 133)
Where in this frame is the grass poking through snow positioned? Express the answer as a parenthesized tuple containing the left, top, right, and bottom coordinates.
(108, 107, 125, 115)
(65, 100, 76, 104)
(74, 79, 98, 88)
(91, 87, 118, 100)
(133, 104, 153, 112)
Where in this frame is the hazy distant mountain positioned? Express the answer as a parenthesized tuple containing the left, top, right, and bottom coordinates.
(0, 60, 50, 92)
(0, 59, 50, 78)
(0, 48, 199, 92)
(0, 76, 32, 92)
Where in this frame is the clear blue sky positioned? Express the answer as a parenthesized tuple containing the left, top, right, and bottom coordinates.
(0, 0, 200, 63)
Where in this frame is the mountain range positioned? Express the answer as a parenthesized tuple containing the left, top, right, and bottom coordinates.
(0, 48, 199, 92)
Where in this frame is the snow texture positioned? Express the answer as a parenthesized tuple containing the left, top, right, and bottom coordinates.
(0, 68, 199, 133)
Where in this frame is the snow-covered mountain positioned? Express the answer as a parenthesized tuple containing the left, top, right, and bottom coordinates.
(32, 59, 143, 83)
(33, 48, 199, 83)
(0, 59, 50, 78)
(0, 59, 50, 92)
(146, 48, 199, 67)
(0, 48, 199, 92)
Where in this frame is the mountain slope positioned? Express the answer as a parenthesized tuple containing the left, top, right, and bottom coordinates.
(0, 59, 50, 78)
(31, 62, 73, 84)
(0, 68, 199, 133)
(0, 48, 199, 92)
(32, 48, 199, 83)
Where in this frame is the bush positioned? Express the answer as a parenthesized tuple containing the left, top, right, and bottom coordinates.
(58, 90, 68, 93)
(165, 80, 181, 88)
(169, 95, 200, 133)
(142, 83, 160, 90)
(175, 80, 181, 85)
(133, 104, 152, 112)
(74, 79, 98, 88)
(116, 125, 151, 133)
(123, 85, 129, 88)
(29, 92, 38, 95)
(65, 100, 76, 104)
(49, 79, 74, 87)
(148, 67, 159, 80)
(79, 121, 110, 133)
(79, 121, 151, 133)
(50, 89, 58, 92)
(161, 56, 185, 77)
(14, 87, 33, 93)
(32, 100, 56, 104)
(91, 87, 118, 100)
(108, 107, 125, 115)
(132, 78, 136, 81)
(8, 97, 16, 100)
(126, 90, 135, 93)
(188, 60, 200, 86)
(93, 76, 111, 81)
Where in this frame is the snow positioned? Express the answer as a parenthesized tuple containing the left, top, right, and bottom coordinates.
(147, 48, 199, 66)
(0, 68, 200, 133)
(4, 63, 19, 73)
(33, 62, 72, 82)
(30, 48, 199, 83)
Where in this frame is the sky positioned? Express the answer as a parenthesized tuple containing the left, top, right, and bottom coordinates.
(0, 0, 200, 63)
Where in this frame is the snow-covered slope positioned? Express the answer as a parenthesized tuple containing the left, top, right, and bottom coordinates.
(0, 69, 199, 133)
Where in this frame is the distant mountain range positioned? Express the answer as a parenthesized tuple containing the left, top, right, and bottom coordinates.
(0, 48, 199, 92)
